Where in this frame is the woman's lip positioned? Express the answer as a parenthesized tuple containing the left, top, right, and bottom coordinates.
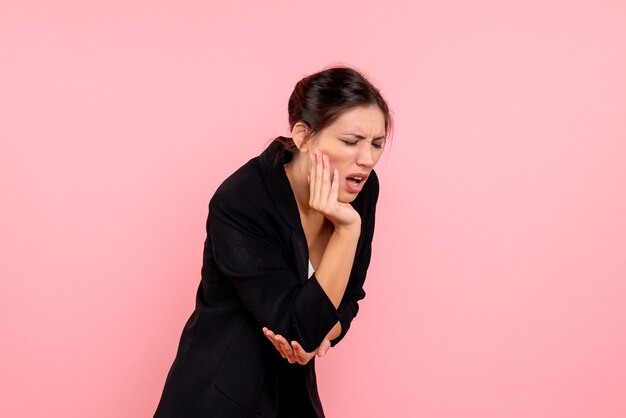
(345, 172, 369, 181)
(345, 177, 366, 193)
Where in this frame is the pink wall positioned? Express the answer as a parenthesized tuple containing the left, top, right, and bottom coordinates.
(2, 1, 625, 417)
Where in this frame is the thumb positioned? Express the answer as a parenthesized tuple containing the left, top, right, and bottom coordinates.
(317, 339, 331, 357)
(317, 345, 326, 357)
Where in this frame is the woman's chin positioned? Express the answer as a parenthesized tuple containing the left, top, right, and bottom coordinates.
(337, 192, 357, 204)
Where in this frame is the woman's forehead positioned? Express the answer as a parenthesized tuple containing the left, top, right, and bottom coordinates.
(329, 106, 386, 136)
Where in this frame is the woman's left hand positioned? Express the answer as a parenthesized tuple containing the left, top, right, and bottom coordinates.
(262, 327, 331, 365)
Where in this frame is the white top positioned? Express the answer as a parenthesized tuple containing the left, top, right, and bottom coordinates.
(308, 259, 315, 278)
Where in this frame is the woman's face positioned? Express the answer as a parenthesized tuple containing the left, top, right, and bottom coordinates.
(304, 105, 386, 203)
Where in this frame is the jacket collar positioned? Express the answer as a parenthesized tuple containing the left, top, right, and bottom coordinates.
(258, 136, 303, 233)
(258, 137, 310, 283)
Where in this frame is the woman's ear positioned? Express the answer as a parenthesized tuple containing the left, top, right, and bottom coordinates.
(291, 122, 311, 152)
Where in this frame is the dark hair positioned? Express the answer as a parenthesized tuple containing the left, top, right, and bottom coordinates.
(275, 65, 393, 164)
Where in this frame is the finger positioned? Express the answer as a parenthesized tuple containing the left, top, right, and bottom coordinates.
(309, 151, 317, 207)
(275, 335, 296, 363)
(317, 338, 331, 358)
(329, 168, 339, 203)
(264, 328, 279, 341)
(291, 341, 307, 359)
(263, 327, 275, 341)
(320, 154, 331, 205)
(274, 334, 292, 353)
(291, 341, 314, 365)
(265, 330, 287, 359)
(264, 329, 287, 358)
(313, 150, 323, 205)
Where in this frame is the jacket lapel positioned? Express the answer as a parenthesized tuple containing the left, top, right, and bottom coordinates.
(258, 137, 309, 284)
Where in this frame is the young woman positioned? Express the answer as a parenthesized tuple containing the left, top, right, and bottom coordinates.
(153, 66, 393, 418)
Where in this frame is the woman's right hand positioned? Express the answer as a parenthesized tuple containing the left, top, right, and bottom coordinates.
(262, 327, 331, 365)
(308, 149, 361, 229)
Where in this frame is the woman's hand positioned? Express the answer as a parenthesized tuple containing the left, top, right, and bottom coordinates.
(309, 150, 361, 229)
(262, 327, 331, 365)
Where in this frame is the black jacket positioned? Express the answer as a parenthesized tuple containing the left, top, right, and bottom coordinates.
(153, 136, 379, 417)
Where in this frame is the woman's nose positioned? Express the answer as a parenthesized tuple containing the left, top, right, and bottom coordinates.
(357, 144, 375, 167)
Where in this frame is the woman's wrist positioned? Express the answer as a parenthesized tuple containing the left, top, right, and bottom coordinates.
(326, 321, 342, 341)
(332, 221, 361, 236)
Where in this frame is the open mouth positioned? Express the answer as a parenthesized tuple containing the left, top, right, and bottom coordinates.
(346, 176, 364, 185)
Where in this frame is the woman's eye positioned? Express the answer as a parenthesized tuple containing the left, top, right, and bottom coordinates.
(372, 143, 383, 149)
(341, 140, 358, 146)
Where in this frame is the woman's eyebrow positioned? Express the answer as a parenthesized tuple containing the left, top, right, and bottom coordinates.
(342, 132, 386, 140)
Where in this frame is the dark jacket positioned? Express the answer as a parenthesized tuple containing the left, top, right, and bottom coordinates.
(153, 136, 379, 418)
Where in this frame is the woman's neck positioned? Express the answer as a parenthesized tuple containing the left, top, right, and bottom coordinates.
(284, 151, 325, 222)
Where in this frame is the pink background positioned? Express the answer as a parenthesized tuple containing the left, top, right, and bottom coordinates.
(1, 1, 625, 417)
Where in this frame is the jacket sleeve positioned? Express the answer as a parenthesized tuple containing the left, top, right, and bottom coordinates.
(207, 191, 340, 353)
(329, 173, 379, 347)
